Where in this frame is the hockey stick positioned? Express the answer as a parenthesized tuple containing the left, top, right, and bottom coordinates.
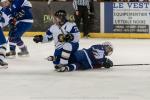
(114, 64, 150, 66)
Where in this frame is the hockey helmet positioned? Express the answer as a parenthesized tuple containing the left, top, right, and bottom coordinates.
(102, 42, 113, 56)
(54, 10, 67, 24)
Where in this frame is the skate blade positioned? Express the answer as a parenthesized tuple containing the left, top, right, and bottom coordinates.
(0, 66, 8, 69)
(6, 55, 16, 59)
(18, 54, 30, 57)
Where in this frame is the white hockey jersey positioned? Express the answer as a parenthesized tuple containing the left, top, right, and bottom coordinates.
(43, 21, 80, 49)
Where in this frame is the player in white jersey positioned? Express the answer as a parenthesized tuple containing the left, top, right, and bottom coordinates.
(0, 6, 9, 66)
(33, 10, 80, 68)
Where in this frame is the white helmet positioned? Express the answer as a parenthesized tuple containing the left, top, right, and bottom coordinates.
(102, 42, 113, 56)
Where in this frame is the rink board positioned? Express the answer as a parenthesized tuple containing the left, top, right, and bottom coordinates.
(4, 32, 150, 39)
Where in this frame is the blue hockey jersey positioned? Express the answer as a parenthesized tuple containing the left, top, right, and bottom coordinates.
(73, 44, 107, 69)
(2, 0, 33, 23)
(0, 7, 9, 45)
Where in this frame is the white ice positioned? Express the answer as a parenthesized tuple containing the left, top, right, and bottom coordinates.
(0, 37, 150, 100)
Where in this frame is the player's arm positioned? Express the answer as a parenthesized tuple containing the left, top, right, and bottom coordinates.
(65, 24, 80, 42)
(7, 0, 26, 30)
(11, 0, 32, 20)
(1, 7, 16, 30)
(92, 48, 113, 68)
(33, 29, 53, 43)
(10, 0, 24, 18)
(91, 46, 113, 68)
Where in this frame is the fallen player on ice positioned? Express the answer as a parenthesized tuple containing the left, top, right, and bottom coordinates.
(33, 10, 113, 72)
(47, 42, 113, 72)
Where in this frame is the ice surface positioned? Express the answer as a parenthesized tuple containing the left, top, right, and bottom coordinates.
(0, 38, 150, 100)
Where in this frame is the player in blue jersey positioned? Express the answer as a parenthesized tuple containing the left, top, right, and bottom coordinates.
(33, 10, 80, 68)
(54, 42, 113, 72)
(0, 0, 33, 57)
(0, 29, 7, 66)
(0, 6, 9, 66)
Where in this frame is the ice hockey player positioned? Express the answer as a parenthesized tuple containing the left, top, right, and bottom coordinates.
(0, 6, 9, 66)
(55, 42, 113, 72)
(0, 0, 33, 57)
(33, 10, 80, 68)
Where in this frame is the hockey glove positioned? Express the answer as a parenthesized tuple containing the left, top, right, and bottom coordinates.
(103, 58, 113, 68)
(58, 34, 65, 42)
(33, 35, 43, 43)
(9, 18, 16, 30)
(0, 15, 5, 23)
(65, 34, 74, 42)
(55, 64, 69, 72)
(47, 56, 55, 61)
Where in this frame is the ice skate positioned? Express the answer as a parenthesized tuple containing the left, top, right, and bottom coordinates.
(6, 51, 16, 58)
(0, 60, 8, 69)
(18, 46, 29, 57)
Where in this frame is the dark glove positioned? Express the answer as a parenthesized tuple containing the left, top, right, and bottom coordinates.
(15, 10, 25, 19)
(58, 34, 65, 42)
(0, 14, 5, 23)
(65, 34, 74, 42)
(58, 34, 74, 42)
(9, 18, 16, 30)
(55, 64, 69, 72)
(33, 35, 43, 43)
(103, 58, 113, 68)
(46, 56, 55, 61)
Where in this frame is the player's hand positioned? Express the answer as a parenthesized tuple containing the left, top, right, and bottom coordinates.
(75, 10, 79, 16)
(0, 16, 5, 23)
(55, 64, 69, 72)
(65, 34, 74, 42)
(58, 34, 65, 42)
(33, 35, 43, 43)
(9, 18, 16, 30)
(46, 56, 55, 61)
(103, 58, 113, 68)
